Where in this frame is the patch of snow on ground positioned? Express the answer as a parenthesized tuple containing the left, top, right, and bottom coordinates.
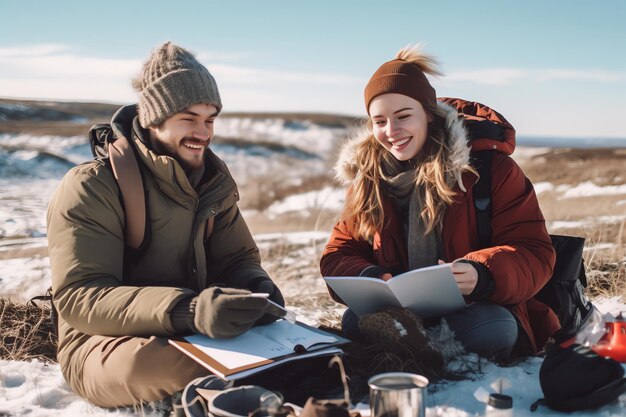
(255, 230, 329, 247)
(0, 360, 159, 417)
(511, 147, 550, 162)
(0, 179, 59, 238)
(0, 255, 50, 301)
(560, 181, 626, 199)
(549, 215, 626, 231)
(583, 243, 617, 252)
(549, 220, 588, 229)
(216, 117, 345, 157)
(267, 187, 344, 216)
(532, 181, 554, 194)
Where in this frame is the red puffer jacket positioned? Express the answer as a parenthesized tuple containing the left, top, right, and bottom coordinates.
(321, 98, 558, 352)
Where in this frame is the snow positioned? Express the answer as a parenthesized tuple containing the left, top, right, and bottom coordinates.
(255, 231, 329, 246)
(1, 296, 624, 416)
(267, 187, 345, 216)
(560, 182, 626, 199)
(530, 180, 626, 200)
(0, 179, 59, 238)
(0, 360, 152, 416)
(215, 117, 346, 157)
(584, 243, 617, 252)
(0, 253, 50, 300)
(549, 215, 626, 231)
(532, 181, 554, 195)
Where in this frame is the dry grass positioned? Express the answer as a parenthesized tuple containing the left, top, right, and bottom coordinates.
(0, 297, 57, 363)
(239, 172, 335, 212)
(522, 148, 626, 186)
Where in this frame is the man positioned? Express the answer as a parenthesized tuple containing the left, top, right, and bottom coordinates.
(47, 42, 284, 408)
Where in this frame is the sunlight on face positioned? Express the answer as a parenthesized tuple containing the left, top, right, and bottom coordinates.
(149, 103, 219, 172)
(369, 94, 430, 161)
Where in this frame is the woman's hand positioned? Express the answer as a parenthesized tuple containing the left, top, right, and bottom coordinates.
(439, 259, 478, 295)
(380, 272, 393, 281)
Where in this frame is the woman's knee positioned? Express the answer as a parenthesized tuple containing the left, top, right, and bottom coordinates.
(341, 308, 364, 341)
(443, 304, 518, 356)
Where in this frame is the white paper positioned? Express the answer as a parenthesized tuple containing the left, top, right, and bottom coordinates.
(182, 320, 342, 370)
(324, 264, 465, 317)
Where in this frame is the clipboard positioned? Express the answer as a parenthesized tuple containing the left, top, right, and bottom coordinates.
(169, 320, 348, 380)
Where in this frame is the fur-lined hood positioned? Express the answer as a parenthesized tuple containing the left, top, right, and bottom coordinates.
(335, 101, 472, 190)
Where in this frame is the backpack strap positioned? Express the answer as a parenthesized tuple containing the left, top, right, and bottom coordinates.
(472, 150, 494, 248)
(91, 124, 215, 263)
(107, 136, 147, 250)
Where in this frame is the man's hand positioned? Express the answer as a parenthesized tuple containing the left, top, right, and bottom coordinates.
(439, 259, 478, 295)
(193, 287, 269, 338)
(252, 280, 285, 325)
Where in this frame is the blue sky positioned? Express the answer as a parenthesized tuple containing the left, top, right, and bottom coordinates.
(1, 0, 625, 138)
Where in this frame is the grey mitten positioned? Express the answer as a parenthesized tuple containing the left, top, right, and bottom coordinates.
(194, 287, 269, 338)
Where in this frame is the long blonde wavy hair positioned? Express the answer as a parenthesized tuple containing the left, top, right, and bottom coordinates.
(341, 45, 473, 240)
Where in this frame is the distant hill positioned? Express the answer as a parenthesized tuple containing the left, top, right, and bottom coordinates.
(0, 97, 363, 136)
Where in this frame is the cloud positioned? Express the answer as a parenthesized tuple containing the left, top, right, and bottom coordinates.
(536, 69, 624, 82)
(1, 43, 624, 137)
(443, 68, 626, 85)
(195, 51, 249, 63)
(0, 44, 71, 57)
(209, 63, 362, 85)
(0, 43, 362, 103)
(0, 45, 141, 79)
(443, 68, 528, 85)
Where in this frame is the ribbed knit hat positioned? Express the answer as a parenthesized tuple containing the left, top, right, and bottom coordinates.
(133, 42, 222, 128)
(364, 59, 436, 114)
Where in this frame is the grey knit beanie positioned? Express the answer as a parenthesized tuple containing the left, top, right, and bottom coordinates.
(133, 42, 222, 128)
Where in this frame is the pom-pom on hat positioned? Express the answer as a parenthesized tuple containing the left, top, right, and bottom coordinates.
(133, 42, 222, 128)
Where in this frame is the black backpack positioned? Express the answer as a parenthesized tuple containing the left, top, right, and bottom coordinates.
(531, 343, 626, 412)
(468, 132, 594, 339)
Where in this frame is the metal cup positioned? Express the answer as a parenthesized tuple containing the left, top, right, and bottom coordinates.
(368, 372, 429, 417)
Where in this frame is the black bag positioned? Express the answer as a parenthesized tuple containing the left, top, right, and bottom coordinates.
(536, 234, 593, 339)
(471, 149, 594, 338)
(531, 344, 626, 411)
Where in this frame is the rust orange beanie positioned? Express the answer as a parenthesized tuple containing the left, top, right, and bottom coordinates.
(364, 59, 436, 114)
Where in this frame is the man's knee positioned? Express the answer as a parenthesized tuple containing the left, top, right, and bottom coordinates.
(81, 336, 206, 407)
(122, 337, 206, 392)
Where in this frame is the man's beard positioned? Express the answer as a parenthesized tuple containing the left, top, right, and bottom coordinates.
(153, 138, 206, 173)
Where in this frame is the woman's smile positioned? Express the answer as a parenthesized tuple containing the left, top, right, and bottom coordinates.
(390, 136, 412, 150)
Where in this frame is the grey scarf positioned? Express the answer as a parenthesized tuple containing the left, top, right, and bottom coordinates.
(380, 153, 443, 270)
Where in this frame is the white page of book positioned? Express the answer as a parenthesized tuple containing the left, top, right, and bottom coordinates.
(323, 276, 401, 316)
(183, 321, 339, 369)
(388, 264, 465, 317)
(251, 320, 338, 350)
(225, 347, 344, 380)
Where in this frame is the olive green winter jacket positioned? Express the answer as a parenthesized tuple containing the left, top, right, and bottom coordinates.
(47, 105, 273, 381)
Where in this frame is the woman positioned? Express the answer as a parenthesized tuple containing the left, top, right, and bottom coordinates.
(320, 45, 559, 360)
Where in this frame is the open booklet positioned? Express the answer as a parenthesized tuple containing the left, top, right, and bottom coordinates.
(324, 263, 465, 318)
(169, 320, 348, 380)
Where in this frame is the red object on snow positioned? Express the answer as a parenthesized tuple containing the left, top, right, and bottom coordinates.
(592, 320, 626, 363)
